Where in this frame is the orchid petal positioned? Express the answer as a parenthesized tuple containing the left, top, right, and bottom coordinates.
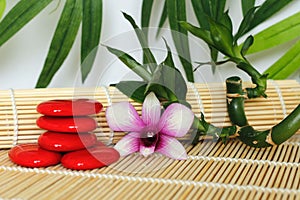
(114, 132, 140, 157)
(158, 103, 194, 137)
(156, 135, 187, 160)
(106, 102, 145, 132)
(142, 92, 161, 129)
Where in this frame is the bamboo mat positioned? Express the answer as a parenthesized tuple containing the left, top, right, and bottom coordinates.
(0, 80, 299, 199)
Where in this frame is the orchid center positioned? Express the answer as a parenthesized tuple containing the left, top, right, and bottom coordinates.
(141, 131, 159, 147)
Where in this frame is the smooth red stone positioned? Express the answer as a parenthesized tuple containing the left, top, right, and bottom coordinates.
(61, 146, 120, 170)
(92, 140, 106, 147)
(37, 116, 97, 133)
(8, 144, 61, 168)
(37, 99, 103, 116)
(38, 131, 98, 152)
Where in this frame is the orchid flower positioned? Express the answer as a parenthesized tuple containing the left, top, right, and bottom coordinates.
(106, 92, 194, 160)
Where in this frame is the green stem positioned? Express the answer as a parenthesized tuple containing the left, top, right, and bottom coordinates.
(232, 59, 268, 98)
(192, 114, 238, 145)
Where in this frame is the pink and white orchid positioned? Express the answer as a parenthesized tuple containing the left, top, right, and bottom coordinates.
(106, 92, 194, 160)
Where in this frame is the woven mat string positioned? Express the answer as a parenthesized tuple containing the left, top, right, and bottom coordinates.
(102, 86, 115, 145)
(269, 80, 287, 118)
(188, 82, 205, 115)
(9, 88, 18, 146)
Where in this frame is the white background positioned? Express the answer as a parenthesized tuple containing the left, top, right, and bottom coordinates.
(0, 0, 299, 90)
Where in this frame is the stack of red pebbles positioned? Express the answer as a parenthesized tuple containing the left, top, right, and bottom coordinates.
(8, 99, 120, 170)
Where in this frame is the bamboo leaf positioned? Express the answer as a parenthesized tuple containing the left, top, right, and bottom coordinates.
(106, 46, 152, 82)
(198, 0, 226, 21)
(81, 0, 102, 82)
(179, 21, 214, 47)
(144, 40, 188, 101)
(161, 39, 187, 100)
(208, 18, 234, 57)
(220, 11, 233, 35)
(166, 0, 194, 82)
(0, 0, 6, 19)
(250, 0, 292, 30)
(162, 38, 175, 69)
(192, 0, 226, 72)
(0, 0, 52, 46)
(241, 35, 254, 56)
(246, 12, 300, 54)
(115, 81, 147, 103)
(234, 6, 258, 41)
(122, 12, 157, 73)
(36, 0, 82, 88)
(191, 0, 209, 29)
(241, 0, 255, 16)
(264, 39, 300, 79)
(141, 0, 154, 39)
(156, 0, 167, 38)
(210, 0, 226, 21)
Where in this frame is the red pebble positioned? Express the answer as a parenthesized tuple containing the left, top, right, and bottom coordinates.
(61, 146, 120, 170)
(36, 116, 97, 133)
(37, 99, 103, 116)
(8, 144, 61, 168)
(92, 140, 106, 147)
(38, 131, 98, 152)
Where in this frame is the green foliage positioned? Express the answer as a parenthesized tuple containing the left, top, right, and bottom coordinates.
(0, 0, 5, 19)
(141, 0, 154, 39)
(106, 46, 152, 82)
(36, 0, 82, 88)
(81, 0, 102, 82)
(0, 0, 52, 46)
(115, 81, 147, 103)
(108, 13, 188, 104)
(0, 0, 299, 88)
(245, 12, 300, 54)
(0, 0, 103, 87)
(264, 39, 300, 79)
(123, 12, 157, 73)
(142, 0, 297, 80)
(241, 0, 255, 16)
(248, 0, 293, 30)
(166, 0, 194, 82)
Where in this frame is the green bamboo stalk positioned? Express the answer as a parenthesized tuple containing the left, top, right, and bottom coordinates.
(192, 114, 238, 145)
(226, 76, 300, 148)
(226, 76, 248, 127)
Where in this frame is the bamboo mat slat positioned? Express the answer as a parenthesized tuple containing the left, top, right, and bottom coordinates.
(0, 80, 299, 199)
